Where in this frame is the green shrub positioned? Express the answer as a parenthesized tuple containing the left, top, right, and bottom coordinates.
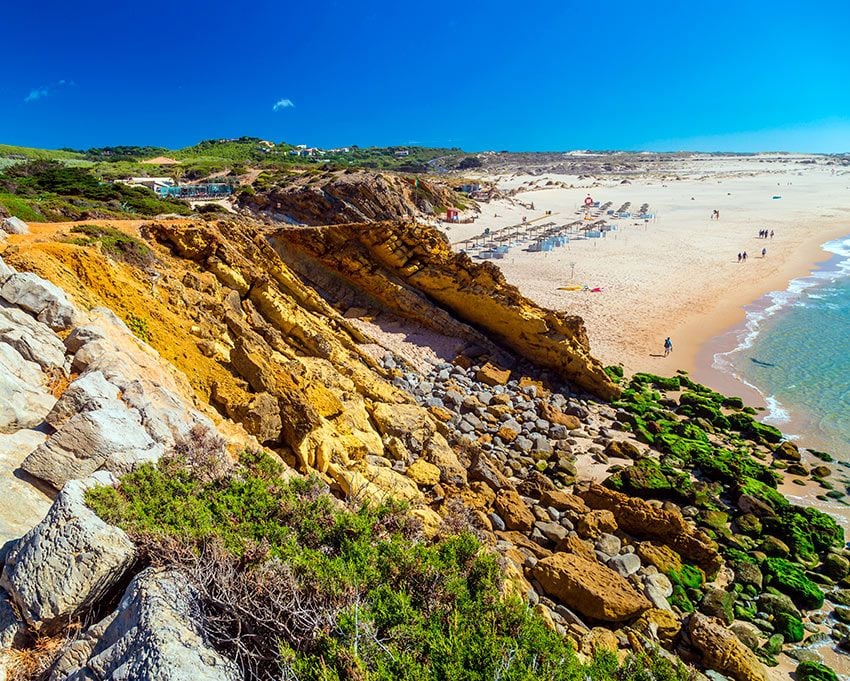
(70, 224, 154, 266)
(125, 313, 151, 343)
(86, 453, 589, 680)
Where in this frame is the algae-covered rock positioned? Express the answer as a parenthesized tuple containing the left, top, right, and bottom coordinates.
(773, 612, 804, 643)
(762, 557, 824, 609)
(796, 661, 839, 681)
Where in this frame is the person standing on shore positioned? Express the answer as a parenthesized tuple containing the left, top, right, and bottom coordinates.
(762, 247, 767, 258)
(664, 337, 673, 356)
(737, 253, 742, 263)
(743, 251, 748, 261)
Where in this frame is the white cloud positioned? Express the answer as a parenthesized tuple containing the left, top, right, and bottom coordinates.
(23, 79, 75, 103)
(24, 87, 49, 103)
(272, 98, 294, 111)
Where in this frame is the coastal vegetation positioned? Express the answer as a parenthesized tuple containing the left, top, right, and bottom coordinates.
(85, 449, 690, 681)
(0, 161, 190, 220)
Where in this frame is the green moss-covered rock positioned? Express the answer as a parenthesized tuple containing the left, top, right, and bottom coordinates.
(735, 513, 763, 537)
(732, 560, 764, 589)
(773, 440, 801, 462)
(822, 553, 850, 580)
(765, 506, 845, 564)
(764, 633, 784, 656)
(702, 510, 729, 533)
(669, 583, 694, 613)
(758, 592, 802, 620)
(773, 612, 804, 643)
(738, 477, 788, 513)
(760, 536, 791, 558)
(699, 586, 736, 625)
(763, 557, 825, 609)
(796, 661, 838, 681)
(669, 563, 704, 590)
(727, 412, 783, 444)
(631, 373, 680, 391)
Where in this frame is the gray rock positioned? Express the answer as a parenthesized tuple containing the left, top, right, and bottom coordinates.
(644, 572, 673, 600)
(22, 407, 165, 489)
(1, 217, 29, 235)
(1, 475, 135, 632)
(0, 272, 77, 330)
(488, 513, 506, 532)
(58, 568, 240, 681)
(535, 521, 568, 544)
(607, 553, 641, 577)
(0, 589, 25, 649)
(0, 344, 56, 433)
(46, 371, 120, 429)
(595, 533, 621, 557)
(0, 301, 68, 372)
(0, 257, 14, 284)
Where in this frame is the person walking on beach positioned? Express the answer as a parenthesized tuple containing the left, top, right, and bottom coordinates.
(742, 251, 748, 261)
(770, 229, 775, 239)
(737, 253, 742, 263)
(762, 247, 767, 258)
(664, 337, 673, 357)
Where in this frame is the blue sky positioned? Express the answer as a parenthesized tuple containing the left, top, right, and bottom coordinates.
(3, 0, 850, 152)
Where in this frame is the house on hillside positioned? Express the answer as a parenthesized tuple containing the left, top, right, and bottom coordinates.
(394, 149, 410, 157)
(120, 177, 176, 193)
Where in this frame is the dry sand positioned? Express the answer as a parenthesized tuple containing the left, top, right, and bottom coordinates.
(439, 155, 850, 394)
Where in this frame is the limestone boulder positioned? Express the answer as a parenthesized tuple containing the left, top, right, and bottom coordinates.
(0, 271, 77, 330)
(0, 302, 68, 372)
(0, 344, 55, 433)
(22, 407, 164, 490)
(531, 552, 651, 622)
(329, 461, 421, 504)
(0, 256, 15, 283)
(688, 613, 768, 681)
(406, 459, 441, 486)
(67, 308, 207, 444)
(1, 217, 29, 235)
(579, 483, 721, 574)
(46, 371, 120, 429)
(55, 568, 240, 681)
(1, 475, 136, 632)
(576, 510, 618, 539)
(494, 488, 535, 532)
(475, 362, 511, 387)
(370, 403, 435, 453)
(0, 590, 25, 649)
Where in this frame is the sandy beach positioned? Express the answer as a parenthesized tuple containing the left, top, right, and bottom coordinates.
(438, 154, 850, 393)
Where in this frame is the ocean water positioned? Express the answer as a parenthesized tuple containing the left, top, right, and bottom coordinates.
(713, 235, 850, 460)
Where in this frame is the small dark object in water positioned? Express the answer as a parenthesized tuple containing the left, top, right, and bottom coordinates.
(751, 358, 777, 367)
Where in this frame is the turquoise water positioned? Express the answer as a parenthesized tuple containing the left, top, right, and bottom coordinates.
(714, 236, 850, 459)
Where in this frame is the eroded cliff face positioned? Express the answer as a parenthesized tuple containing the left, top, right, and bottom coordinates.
(239, 170, 470, 225)
(274, 221, 620, 400)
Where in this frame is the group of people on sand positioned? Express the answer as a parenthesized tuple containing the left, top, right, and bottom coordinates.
(710, 209, 721, 220)
(758, 229, 775, 239)
(737, 249, 767, 262)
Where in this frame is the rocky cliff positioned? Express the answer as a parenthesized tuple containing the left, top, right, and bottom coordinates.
(274, 221, 619, 400)
(0, 215, 845, 681)
(239, 170, 470, 225)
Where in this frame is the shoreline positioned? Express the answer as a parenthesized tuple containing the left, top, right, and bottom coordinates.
(686, 222, 850, 394)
